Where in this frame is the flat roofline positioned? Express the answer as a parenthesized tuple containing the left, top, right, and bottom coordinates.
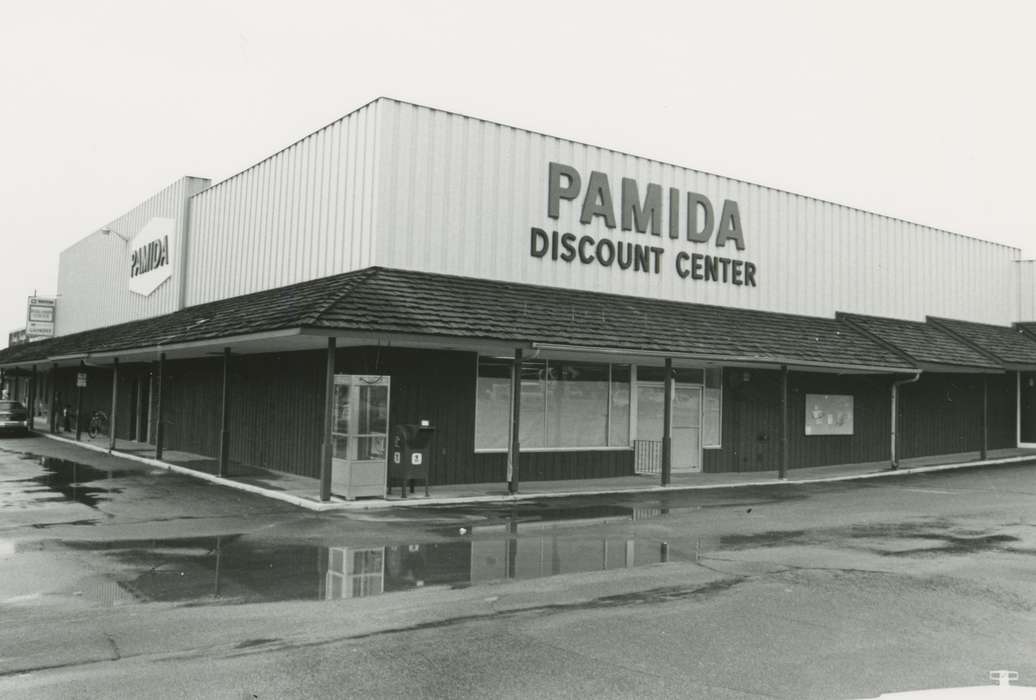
(185, 95, 1019, 254)
(374, 97, 1021, 254)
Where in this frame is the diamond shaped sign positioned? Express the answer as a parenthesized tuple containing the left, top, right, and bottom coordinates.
(127, 217, 175, 296)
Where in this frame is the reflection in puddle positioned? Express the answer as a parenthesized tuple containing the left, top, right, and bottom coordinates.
(18, 456, 137, 509)
(61, 529, 681, 606)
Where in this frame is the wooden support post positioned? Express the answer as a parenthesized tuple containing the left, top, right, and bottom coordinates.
(109, 359, 119, 451)
(981, 375, 988, 461)
(661, 357, 673, 486)
(507, 348, 523, 494)
(75, 361, 85, 441)
(319, 337, 336, 502)
(155, 353, 165, 460)
(779, 365, 789, 480)
(29, 364, 37, 432)
(49, 363, 58, 433)
(218, 348, 231, 477)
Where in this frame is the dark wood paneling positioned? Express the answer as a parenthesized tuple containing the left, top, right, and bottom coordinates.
(787, 373, 892, 468)
(134, 352, 326, 478)
(473, 449, 634, 483)
(703, 369, 1013, 473)
(703, 369, 782, 473)
(91, 346, 1020, 484)
(986, 372, 1017, 449)
(226, 351, 325, 477)
(1022, 372, 1036, 443)
(336, 348, 478, 485)
(162, 358, 222, 457)
(334, 347, 635, 484)
(898, 372, 1015, 458)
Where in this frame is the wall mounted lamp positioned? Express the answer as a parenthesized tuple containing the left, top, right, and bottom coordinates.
(100, 227, 131, 242)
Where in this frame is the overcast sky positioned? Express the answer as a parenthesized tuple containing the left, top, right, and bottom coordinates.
(1, 0, 1034, 346)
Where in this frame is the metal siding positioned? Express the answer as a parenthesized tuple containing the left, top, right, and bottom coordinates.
(1019, 260, 1036, 322)
(55, 177, 209, 335)
(373, 101, 1020, 324)
(184, 102, 382, 306)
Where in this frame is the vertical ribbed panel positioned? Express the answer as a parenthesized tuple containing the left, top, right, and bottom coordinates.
(1020, 260, 1036, 322)
(185, 100, 382, 306)
(55, 176, 209, 336)
(374, 100, 1021, 324)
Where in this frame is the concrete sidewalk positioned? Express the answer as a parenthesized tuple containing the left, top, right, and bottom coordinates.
(30, 424, 1036, 512)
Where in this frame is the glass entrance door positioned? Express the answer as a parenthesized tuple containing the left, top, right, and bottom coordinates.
(635, 383, 702, 473)
(331, 375, 390, 498)
(672, 386, 702, 473)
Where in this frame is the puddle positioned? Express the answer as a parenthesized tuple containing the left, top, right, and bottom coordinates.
(16, 457, 134, 509)
(55, 529, 684, 606)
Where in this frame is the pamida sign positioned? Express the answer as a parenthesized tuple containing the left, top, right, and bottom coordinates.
(529, 162, 758, 287)
(127, 217, 175, 296)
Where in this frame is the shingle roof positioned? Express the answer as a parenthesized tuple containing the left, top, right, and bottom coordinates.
(0, 267, 923, 372)
(0, 271, 370, 364)
(315, 268, 913, 370)
(839, 313, 1003, 371)
(928, 317, 1036, 368)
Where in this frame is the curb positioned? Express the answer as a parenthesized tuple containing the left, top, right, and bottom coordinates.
(38, 432, 333, 511)
(34, 432, 1035, 512)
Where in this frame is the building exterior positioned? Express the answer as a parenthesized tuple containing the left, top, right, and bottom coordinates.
(2, 97, 1035, 499)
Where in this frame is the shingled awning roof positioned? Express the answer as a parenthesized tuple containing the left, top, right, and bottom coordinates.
(0, 267, 933, 373)
(927, 317, 1036, 370)
(838, 313, 1007, 372)
(0, 270, 370, 365)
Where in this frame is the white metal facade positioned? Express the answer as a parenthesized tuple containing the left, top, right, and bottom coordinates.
(372, 100, 1021, 325)
(56, 98, 1027, 333)
(1019, 260, 1036, 322)
(55, 176, 209, 335)
(184, 100, 383, 306)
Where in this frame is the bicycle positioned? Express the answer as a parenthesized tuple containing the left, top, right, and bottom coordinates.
(87, 410, 109, 439)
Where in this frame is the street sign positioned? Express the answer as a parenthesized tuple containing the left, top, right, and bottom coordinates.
(26, 296, 56, 339)
(76, 372, 87, 387)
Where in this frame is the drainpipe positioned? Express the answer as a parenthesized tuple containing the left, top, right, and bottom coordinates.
(890, 371, 922, 470)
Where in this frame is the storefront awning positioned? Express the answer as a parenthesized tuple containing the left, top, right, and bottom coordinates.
(838, 313, 1011, 373)
(927, 317, 1036, 371)
(2, 266, 1016, 374)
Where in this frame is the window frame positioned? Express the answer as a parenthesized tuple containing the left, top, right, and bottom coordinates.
(474, 356, 634, 453)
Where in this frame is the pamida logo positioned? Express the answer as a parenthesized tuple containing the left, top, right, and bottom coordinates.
(127, 217, 175, 296)
(529, 162, 758, 287)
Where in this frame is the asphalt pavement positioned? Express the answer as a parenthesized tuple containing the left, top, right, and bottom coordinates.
(0, 434, 1034, 699)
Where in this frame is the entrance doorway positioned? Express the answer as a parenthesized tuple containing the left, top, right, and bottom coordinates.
(635, 382, 702, 472)
(331, 375, 390, 498)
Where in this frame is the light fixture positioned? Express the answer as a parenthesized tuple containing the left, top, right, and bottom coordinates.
(100, 227, 131, 242)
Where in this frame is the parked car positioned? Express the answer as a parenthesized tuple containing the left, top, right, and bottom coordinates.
(0, 400, 29, 436)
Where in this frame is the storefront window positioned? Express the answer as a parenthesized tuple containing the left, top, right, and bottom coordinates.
(474, 359, 512, 450)
(546, 362, 609, 447)
(703, 367, 722, 448)
(609, 365, 630, 446)
(475, 358, 632, 450)
(519, 360, 547, 448)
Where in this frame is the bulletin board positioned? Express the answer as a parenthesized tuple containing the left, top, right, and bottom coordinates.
(804, 394, 854, 436)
